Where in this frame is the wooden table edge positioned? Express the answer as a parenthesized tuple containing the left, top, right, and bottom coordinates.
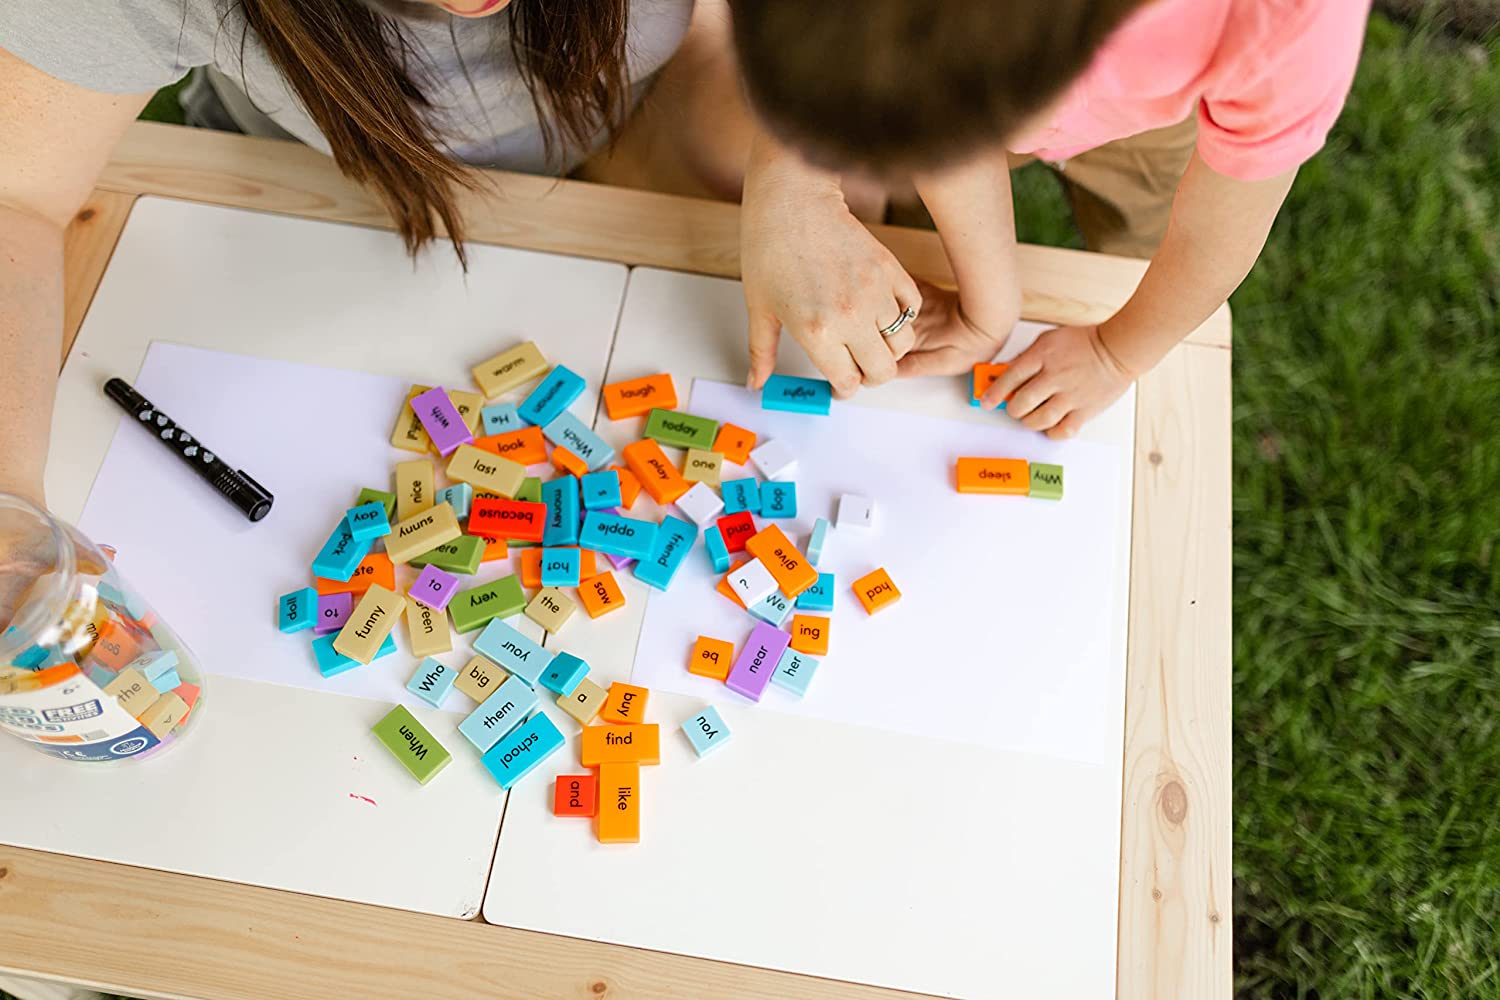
(18, 122, 1232, 1000)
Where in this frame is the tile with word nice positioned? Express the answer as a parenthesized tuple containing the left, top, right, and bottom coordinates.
(356, 487, 397, 519)
(410, 564, 460, 612)
(471, 341, 547, 398)
(852, 568, 902, 614)
(481, 711, 566, 790)
(390, 385, 432, 454)
(579, 510, 658, 561)
(955, 457, 1030, 495)
(346, 501, 391, 543)
(581, 723, 661, 766)
(602, 372, 677, 420)
(543, 410, 615, 472)
(314, 592, 353, 635)
(721, 477, 760, 515)
(580, 470, 622, 511)
(760, 481, 797, 519)
(372, 704, 451, 784)
(1029, 462, 1064, 500)
(689, 635, 735, 681)
(744, 523, 817, 597)
(454, 654, 509, 702)
(470, 497, 547, 542)
(770, 649, 820, 698)
(681, 706, 731, 757)
(554, 774, 598, 817)
(540, 547, 582, 588)
(725, 621, 791, 702)
(761, 374, 832, 415)
(716, 511, 755, 553)
(622, 438, 690, 505)
(311, 520, 370, 582)
(712, 422, 757, 465)
(726, 558, 778, 606)
(410, 386, 474, 456)
(704, 525, 731, 573)
(435, 483, 473, 520)
(385, 503, 462, 565)
(596, 761, 641, 843)
(525, 587, 577, 634)
(459, 675, 540, 752)
(797, 572, 835, 612)
(836, 494, 874, 530)
(519, 363, 586, 426)
(394, 458, 435, 521)
(748, 589, 793, 627)
(481, 402, 524, 436)
(750, 439, 796, 480)
(644, 408, 718, 450)
(405, 599, 452, 658)
(634, 515, 698, 591)
(540, 476, 581, 548)
(578, 571, 626, 619)
(807, 518, 829, 567)
(448, 575, 526, 633)
(312, 631, 395, 679)
(558, 676, 608, 725)
(333, 585, 405, 664)
(447, 444, 527, 499)
(408, 534, 485, 575)
(682, 448, 724, 487)
(540, 651, 589, 696)
(477, 425, 547, 466)
(602, 681, 650, 725)
(674, 482, 724, 528)
(789, 614, 830, 656)
(406, 657, 457, 708)
(474, 618, 553, 685)
(278, 587, 318, 633)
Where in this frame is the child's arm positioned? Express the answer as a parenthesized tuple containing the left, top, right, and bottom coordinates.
(984, 154, 1297, 438)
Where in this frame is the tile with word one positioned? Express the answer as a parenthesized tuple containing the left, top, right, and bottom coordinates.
(760, 481, 797, 519)
(721, 478, 760, 515)
(579, 571, 627, 619)
(459, 675, 540, 752)
(473, 619, 553, 685)
(540, 651, 590, 696)
(543, 410, 615, 471)
(622, 438, 690, 505)
(681, 706, 732, 757)
(525, 587, 578, 634)
(554, 774, 598, 817)
(471, 341, 547, 398)
(373, 704, 451, 784)
(278, 587, 318, 634)
(682, 448, 724, 487)
(449, 576, 526, 633)
(797, 572, 835, 612)
(750, 439, 796, 480)
(836, 494, 874, 530)
(674, 482, 724, 528)
(558, 677, 608, 725)
(596, 761, 641, 843)
(761, 374, 832, 415)
(689, 635, 735, 681)
(725, 622, 791, 702)
(634, 515, 698, 591)
(644, 408, 718, 450)
(712, 422, 757, 465)
(519, 363, 586, 427)
(726, 558, 778, 606)
(602, 682, 650, 725)
(540, 548, 582, 588)
(771, 649, 820, 698)
(580, 470, 623, 511)
(581, 723, 661, 766)
(406, 657, 457, 708)
(481, 711, 566, 790)
(602, 372, 677, 420)
(454, 654, 509, 702)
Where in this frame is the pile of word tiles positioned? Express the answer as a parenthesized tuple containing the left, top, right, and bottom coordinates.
(275, 343, 1061, 844)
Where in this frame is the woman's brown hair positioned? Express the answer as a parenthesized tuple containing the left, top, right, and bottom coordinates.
(239, 0, 630, 262)
(729, 0, 1145, 175)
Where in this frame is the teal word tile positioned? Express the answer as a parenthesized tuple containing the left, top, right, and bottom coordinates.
(435, 483, 473, 520)
(580, 470, 623, 511)
(634, 515, 697, 591)
(807, 518, 829, 566)
(771, 648, 820, 697)
(481, 711, 566, 789)
(580, 511, 658, 560)
(542, 476, 580, 547)
(473, 619, 553, 685)
(704, 525, 731, 573)
(519, 364, 585, 426)
(459, 675, 540, 752)
(722, 478, 760, 515)
(312, 632, 395, 678)
(406, 657, 457, 708)
(539, 651, 589, 696)
(311, 519, 371, 582)
(278, 587, 319, 633)
(761, 481, 797, 519)
(797, 573, 835, 612)
(541, 547, 582, 588)
(761, 374, 831, 415)
(748, 589, 793, 626)
(481, 402, 524, 435)
(681, 705, 732, 757)
(345, 501, 391, 543)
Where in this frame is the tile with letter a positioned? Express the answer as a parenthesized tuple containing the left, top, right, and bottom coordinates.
(459, 675, 539, 752)
(558, 677, 608, 725)
(481, 711, 566, 790)
(681, 706, 732, 756)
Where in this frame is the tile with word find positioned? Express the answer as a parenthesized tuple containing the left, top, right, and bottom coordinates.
(540, 651, 590, 696)
(459, 675, 540, 752)
(581, 723, 661, 766)
(406, 657, 457, 709)
(726, 558, 779, 606)
(682, 448, 724, 487)
(471, 341, 547, 397)
(554, 774, 598, 817)
(621, 438, 690, 504)
(749, 438, 796, 480)
(725, 621, 792, 702)
(454, 654, 509, 702)
(385, 503, 462, 564)
(278, 587, 318, 633)
(373, 704, 451, 785)
(674, 482, 724, 528)
(525, 587, 577, 635)
(518, 363, 586, 426)
(955, 457, 1030, 495)
(332, 585, 405, 664)
(689, 635, 735, 681)
(558, 676, 608, 725)
(681, 706, 731, 757)
(852, 568, 902, 614)
(836, 493, 875, 530)
(644, 408, 718, 450)
(602, 372, 677, 420)
(410, 385, 474, 456)
(480, 711, 566, 790)
(447, 444, 527, 498)
(712, 422, 757, 465)
(721, 477, 760, 515)
(761, 374, 832, 415)
(789, 614, 830, 656)
(760, 481, 797, 519)
(596, 761, 641, 844)
(602, 681, 649, 725)
(1029, 462, 1064, 500)
(474, 619, 553, 685)
(744, 523, 818, 597)
(390, 385, 433, 454)
(771, 649, 820, 698)
(579, 571, 626, 619)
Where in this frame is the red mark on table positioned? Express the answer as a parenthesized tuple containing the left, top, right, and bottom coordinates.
(348, 793, 378, 806)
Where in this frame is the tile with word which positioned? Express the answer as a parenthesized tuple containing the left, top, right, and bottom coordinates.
(459, 675, 540, 752)
(761, 374, 832, 415)
(725, 622, 792, 702)
(540, 548, 582, 588)
(519, 363, 587, 427)
(543, 410, 615, 472)
(602, 682, 650, 725)
(955, 457, 1030, 495)
(712, 422, 757, 465)
(454, 654, 509, 702)
(602, 373, 677, 420)
(760, 481, 797, 519)
(481, 711, 566, 790)
(682, 448, 724, 487)
(770, 649, 820, 698)
(405, 599, 452, 658)
(749, 439, 796, 480)
(634, 515, 698, 591)
(557, 676, 608, 725)
(578, 571, 627, 619)
(385, 503, 462, 565)
(622, 438, 691, 505)
(540, 651, 590, 697)
(721, 478, 760, 515)
(471, 341, 547, 398)
(278, 587, 318, 634)
(681, 706, 732, 757)
(836, 494, 875, 530)
(409, 564, 460, 612)
(797, 572, 835, 612)
(474, 619, 553, 685)
(345, 501, 392, 544)
(525, 587, 578, 635)
(580, 470, 623, 511)
(481, 402, 524, 436)
(406, 657, 457, 708)
(581, 723, 661, 766)
(554, 774, 598, 817)
(596, 761, 641, 844)
(410, 385, 474, 456)
(1029, 462, 1064, 500)
(689, 635, 735, 681)
(333, 585, 406, 664)
(704, 526, 732, 573)
(390, 385, 433, 454)
(852, 568, 902, 614)
(373, 705, 451, 785)
(725, 558, 779, 606)
(674, 482, 724, 528)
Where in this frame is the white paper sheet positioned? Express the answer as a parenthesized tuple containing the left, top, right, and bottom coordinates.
(630, 379, 1129, 767)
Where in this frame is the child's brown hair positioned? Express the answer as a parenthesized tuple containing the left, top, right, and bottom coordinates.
(729, 0, 1146, 173)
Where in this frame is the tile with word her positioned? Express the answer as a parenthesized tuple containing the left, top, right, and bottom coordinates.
(771, 649, 820, 698)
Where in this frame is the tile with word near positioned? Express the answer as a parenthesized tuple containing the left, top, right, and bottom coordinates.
(725, 622, 791, 702)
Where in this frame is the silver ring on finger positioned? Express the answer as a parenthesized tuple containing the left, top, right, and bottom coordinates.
(879, 305, 918, 338)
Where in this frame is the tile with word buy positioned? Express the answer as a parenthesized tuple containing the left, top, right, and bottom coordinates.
(681, 706, 732, 757)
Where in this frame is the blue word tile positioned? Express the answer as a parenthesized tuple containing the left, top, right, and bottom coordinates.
(539, 651, 589, 696)
(278, 587, 319, 633)
(459, 675, 540, 752)
(481, 402, 524, 435)
(761, 374, 832, 415)
(771, 648, 820, 698)
(311, 519, 372, 582)
(634, 515, 698, 591)
(132, 650, 181, 691)
(580, 511, 658, 561)
(807, 518, 829, 566)
(797, 572, 835, 612)
(580, 470, 623, 511)
(541, 547, 582, 587)
(722, 478, 760, 515)
(681, 705, 732, 757)
(481, 711, 566, 790)
(542, 410, 615, 472)
(761, 481, 798, 519)
(435, 483, 473, 520)
(704, 526, 731, 573)
(473, 619, 553, 686)
(519, 364, 586, 427)
(345, 501, 391, 543)
(541, 476, 581, 547)
(406, 657, 457, 708)
(749, 589, 794, 626)
(311, 632, 395, 678)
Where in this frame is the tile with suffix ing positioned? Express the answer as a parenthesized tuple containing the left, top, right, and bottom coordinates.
(481, 711, 566, 790)
(454, 654, 509, 702)
(558, 677, 609, 725)
(682, 448, 724, 487)
(789, 614, 830, 656)
(770, 649, 820, 698)
(372, 704, 452, 784)
(680, 705, 732, 756)
(525, 587, 578, 635)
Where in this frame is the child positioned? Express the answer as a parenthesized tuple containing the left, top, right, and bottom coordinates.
(729, 0, 1372, 438)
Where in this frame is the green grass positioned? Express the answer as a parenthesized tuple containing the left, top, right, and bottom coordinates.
(131, 17, 1500, 997)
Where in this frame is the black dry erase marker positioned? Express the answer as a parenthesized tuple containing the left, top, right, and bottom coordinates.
(103, 377, 275, 523)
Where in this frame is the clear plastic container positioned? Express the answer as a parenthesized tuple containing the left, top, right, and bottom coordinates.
(0, 492, 204, 762)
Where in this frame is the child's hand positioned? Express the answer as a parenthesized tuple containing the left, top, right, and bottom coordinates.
(896, 279, 1019, 378)
(982, 324, 1135, 439)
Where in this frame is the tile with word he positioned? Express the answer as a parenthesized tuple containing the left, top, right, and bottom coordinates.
(481, 401, 524, 436)
(681, 706, 731, 757)
(372, 704, 451, 784)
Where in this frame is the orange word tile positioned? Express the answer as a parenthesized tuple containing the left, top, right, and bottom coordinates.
(581, 723, 661, 766)
(689, 636, 735, 681)
(602, 373, 677, 420)
(712, 423, 757, 465)
(955, 457, 1030, 495)
(743, 524, 817, 598)
(972, 362, 1010, 403)
(789, 614, 830, 656)
(476, 426, 547, 466)
(596, 761, 640, 844)
(622, 439, 690, 505)
(481, 537, 510, 562)
(852, 568, 901, 615)
(579, 572, 626, 618)
(610, 466, 643, 508)
(552, 446, 588, 478)
(554, 774, 597, 817)
(602, 681, 649, 725)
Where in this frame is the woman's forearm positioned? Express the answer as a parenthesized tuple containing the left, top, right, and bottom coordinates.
(0, 205, 65, 506)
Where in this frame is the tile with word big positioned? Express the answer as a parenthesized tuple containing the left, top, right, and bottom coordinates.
(410, 385, 474, 456)
(602, 372, 677, 420)
(312, 632, 396, 678)
(540, 651, 590, 696)
(519, 363, 587, 426)
(390, 385, 433, 454)
(789, 614, 830, 656)
(622, 438, 690, 505)
(278, 587, 318, 633)
(682, 448, 724, 487)
(448, 576, 526, 633)
(406, 657, 457, 708)
(448, 444, 527, 498)
(394, 458, 435, 521)
(579, 571, 626, 619)
(721, 478, 760, 515)
(459, 675, 540, 752)
(761, 374, 832, 415)
(634, 515, 699, 591)
(602, 681, 650, 725)
(385, 503, 462, 564)
(744, 523, 818, 597)
(955, 457, 1030, 495)
(541, 476, 581, 546)
(726, 558, 778, 606)
(311, 521, 370, 583)
(474, 619, 553, 685)
(644, 408, 718, 450)
(674, 482, 723, 528)
(689, 635, 735, 681)
(481, 402, 524, 436)
(852, 568, 902, 615)
(454, 654, 509, 702)
(595, 761, 641, 844)
(726, 621, 791, 702)
(750, 438, 796, 480)
(477, 425, 547, 466)
(355, 487, 397, 519)
(580, 470, 622, 511)
(373, 705, 451, 785)
(480, 711, 566, 790)
(408, 534, 485, 574)
(1029, 463, 1065, 500)
(552, 446, 588, 478)
(760, 481, 797, 519)
(836, 494, 874, 530)
(554, 774, 598, 817)
(681, 706, 731, 757)
(345, 501, 391, 543)
(410, 564, 460, 612)
(540, 548, 582, 588)
(558, 676, 608, 725)
(543, 410, 615, 471)
(434, 483, 473, 520)
(712, 422, 757, 466)
(471, 341, 547, 397)
(525, 587, 577, 634)
(796, 572, 835, 612)
(469, 497, 546, 542)
(405, 600, 452, 657)
(582, 723, 661, 766)
(770, 649, 820, 698)
(333, 585, 405, 664)
(704, 526, 731, 573)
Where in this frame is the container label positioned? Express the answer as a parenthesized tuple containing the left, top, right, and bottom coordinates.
(0, 670, 159, 760)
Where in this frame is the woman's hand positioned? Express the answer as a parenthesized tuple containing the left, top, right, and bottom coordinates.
(981, 324, 1136, 439)
(740, 137, 920, 398)
(895, 279, 1019, 378)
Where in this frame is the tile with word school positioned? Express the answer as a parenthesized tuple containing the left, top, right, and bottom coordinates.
(480, 711, 565, 790)
(680, 706, 731, 756)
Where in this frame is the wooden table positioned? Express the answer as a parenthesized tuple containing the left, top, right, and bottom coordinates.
(2, 121, 1230, 1000)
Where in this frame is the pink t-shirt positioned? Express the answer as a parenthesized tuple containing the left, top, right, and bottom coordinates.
(1010, 0, 1371, 180)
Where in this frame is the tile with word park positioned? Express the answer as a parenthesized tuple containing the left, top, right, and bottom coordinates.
(406, 657, 458, 708)
(481, 711, 566, 790)
(681, 706, 732, 757)
(345, 501, 392, 543)
(674, 482, 724, 527)
(448, 576, 527, 633)
(580, 470, 623, 511)
(459, 675, 540, 752)
(407, 534, 485, 574)
(634, 515, 698, 592)
(541, 476, 581, 547)
(539, 651, 590, 696)
(760, 481, 797, 519)
(725, 621, 792, 702)
(704, 525, 731, 573)
(311, 520, 371, 582)
(540, 547, 582, 588)
(761, 374, 832, 415)
(473, 618, 553, 685)
(770, 649, 820, 698)
(314, 592, 353, 635)
(434, 483, 473, 520)
(749, 439, 796, 480)
(581, 723, 661, 766)
(471, 341, 547, 398)
(518, 363, 586, 427)
(557, 676, 608, 725)
(643, 408, 718, 450)
(481, 402, 525, 436)
(554, 774, 598, 817)
(278, 587, 319, 633)
(796, 572, 835, 612)
(836, 494, 874, 530)
(373, 704, 451, 784)
(543, 409, 616, 471)
(721, 477, 760, 515)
